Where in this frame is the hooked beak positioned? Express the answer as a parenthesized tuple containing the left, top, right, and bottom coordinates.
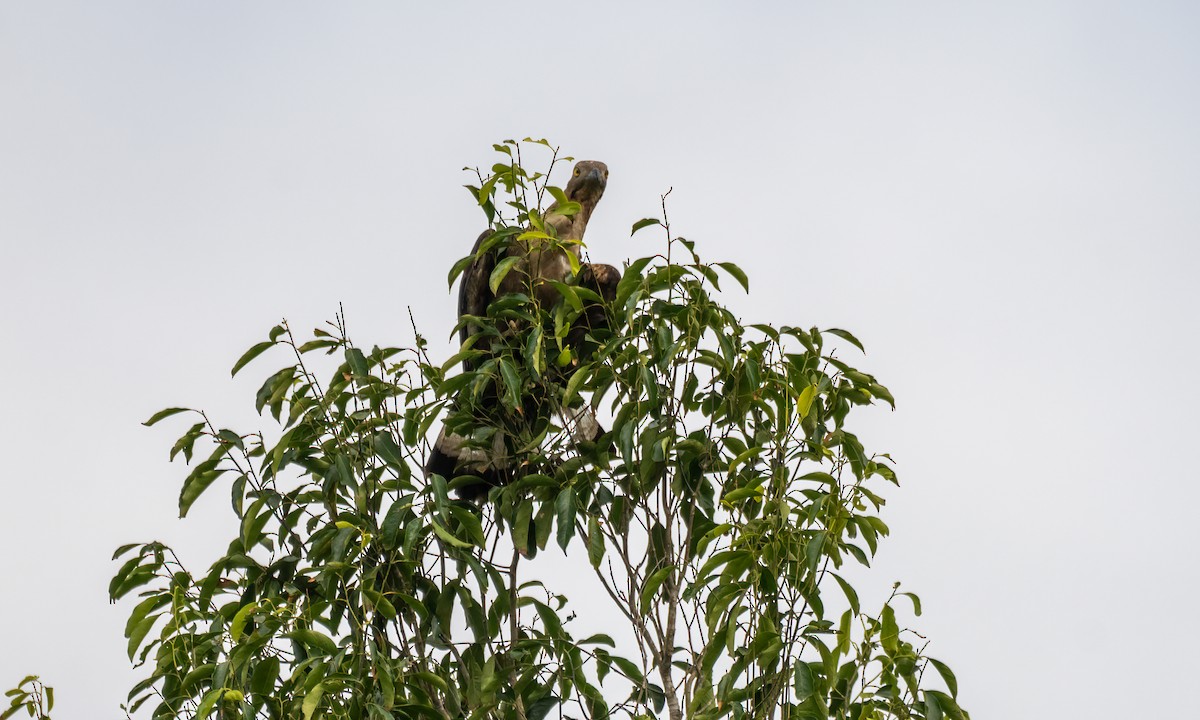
(586, 167, 605, 187)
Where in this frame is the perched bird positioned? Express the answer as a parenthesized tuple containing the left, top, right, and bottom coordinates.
(426, 160, 621, 499)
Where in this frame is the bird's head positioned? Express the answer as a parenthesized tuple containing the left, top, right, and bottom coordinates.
(564, 160, 608, 205)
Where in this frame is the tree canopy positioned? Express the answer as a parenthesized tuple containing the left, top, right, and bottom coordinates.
(11, 140, 968, 720)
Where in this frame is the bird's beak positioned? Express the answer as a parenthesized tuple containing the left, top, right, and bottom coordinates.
(586, 167, 605, 186)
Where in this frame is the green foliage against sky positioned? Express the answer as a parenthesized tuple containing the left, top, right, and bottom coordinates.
(99, 142, 968, 719)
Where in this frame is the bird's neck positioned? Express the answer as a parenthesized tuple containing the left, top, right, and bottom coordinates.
(571, 200, 598, 240)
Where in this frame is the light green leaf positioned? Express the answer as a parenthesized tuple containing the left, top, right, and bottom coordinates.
(796, 384, 817, 418)
(194, 687, 223, 719)
(302, 681, 325, 720)
(230, 601, 258, 642)
(431, 519, 474, 549)
(489, 255, 522, 294)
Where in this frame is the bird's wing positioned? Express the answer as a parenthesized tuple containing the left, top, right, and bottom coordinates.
(458, 228, 497, 351)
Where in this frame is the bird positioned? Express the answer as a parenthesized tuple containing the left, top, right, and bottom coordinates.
(425, 160, 621, 500)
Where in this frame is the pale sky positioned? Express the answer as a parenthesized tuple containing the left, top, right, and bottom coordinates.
(2, 2, 1198, 717)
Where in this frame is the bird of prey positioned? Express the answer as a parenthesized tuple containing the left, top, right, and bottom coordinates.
(425, 160, 621, 499)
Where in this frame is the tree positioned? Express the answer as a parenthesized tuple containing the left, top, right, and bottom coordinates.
(86, 140, 967, 719)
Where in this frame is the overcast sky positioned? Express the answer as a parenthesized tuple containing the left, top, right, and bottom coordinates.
(2, 2, 1198, 717)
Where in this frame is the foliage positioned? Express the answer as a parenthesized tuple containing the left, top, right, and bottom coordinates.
(98, 140, 968, 719)
(3, 676, 53, 720)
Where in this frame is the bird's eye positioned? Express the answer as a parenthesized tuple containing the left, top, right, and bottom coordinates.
(604, 171, 609, 178)
(574, 168, 581, 176)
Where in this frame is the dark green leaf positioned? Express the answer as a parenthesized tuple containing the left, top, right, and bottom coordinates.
(823, 327, 865, 353)
(527, 696, 560, 720)
(251, 656, 281, 695)
(927, 657, 958, 698)
(831, 573, 860, 615)
(587, 515, 605, 568)
(142, 407, 190, 427)
(179, 468, 227, 518)
(555, 487, 577, 551)
(716, 262, 749, 292)
(231, 341, 276, 377)
(631, 218, 662, 235)
(447, 254, 475, 289)
(639, 566, 673, 614)
(881, 604, 899, 655)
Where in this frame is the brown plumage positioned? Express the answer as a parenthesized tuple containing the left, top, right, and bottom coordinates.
(426, 160, 621, 499)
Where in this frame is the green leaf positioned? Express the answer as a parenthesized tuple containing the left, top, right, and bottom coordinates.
(124, 593, 165, 638)
(346, 347, 370, 377)
(716, 262, 749, 292)
(381, 501, 407, 549)
(447, 254, 474, 289)
(290, 628, 338, 655)
(230, 601, 258, 642)
(489, 255, 522, 294)
(499, 358, 522, 410)
(806, 530, 826, 574)
(525, 324, 544, 377)
(179, 468, 227, 518)
(824, 327, 865, 353)
(195, 687, 223, 719)
(126, 614, 157, 660)
(796, 384, 817, 418)
(639, 566, 673, 614)
(251, 656, 281, 696)
(881, 603, 899, 655)
(587, 515, 605, 568)
(142, 407, 190, 427)
(727, 446, 764, 477)
(527, 696, 561, 720)
(927, 657, 958, 698)
(231, 340, 276, 377)
(431, 519, 474, 549)
(555, 487, 577, 551)
(615, 256, 652, 309)
(631, 218, 663, 235)
(302, 681, 325, 720)
(448, 505, 486, 547)
(562, 361, 590, 404)
(924, 690, 944, 720)
(514, 500, 534, 555)
(830, 573, 860, 615)
(581, 633, 616, 646)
